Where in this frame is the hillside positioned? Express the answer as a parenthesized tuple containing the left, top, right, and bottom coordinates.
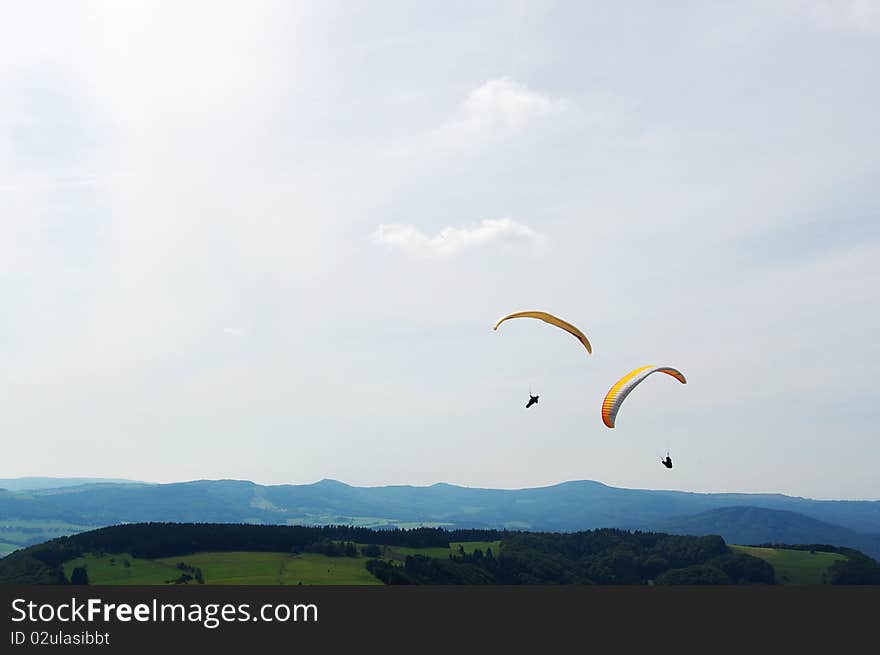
(730, 546, 847, 584)
(649, 506, 880, 560)
(0, 523, 773, 585)
(4, 522, 878, 586)
(62, 551, 384, 586)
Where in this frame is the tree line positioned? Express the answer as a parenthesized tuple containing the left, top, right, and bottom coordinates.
(367, 530, 777, 585)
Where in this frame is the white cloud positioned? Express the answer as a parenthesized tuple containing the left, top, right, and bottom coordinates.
(460, 77, 562, 131)
(372, 218, 547, 258)
(427, 77, 568, 152)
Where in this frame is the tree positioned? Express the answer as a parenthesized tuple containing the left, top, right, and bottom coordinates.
(362, 544, 382, 557)
(70, 566, 89, 585)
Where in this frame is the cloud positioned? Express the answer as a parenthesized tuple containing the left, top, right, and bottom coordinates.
(459, 77, 563, 131)
(427, 77, 568, 152)
(372, 218, 547, 258)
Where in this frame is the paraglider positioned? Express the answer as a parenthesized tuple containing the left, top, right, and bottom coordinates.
(601, 365, 687, 429)
(494, 311, 591, 408)
(493, 311, 592, 356)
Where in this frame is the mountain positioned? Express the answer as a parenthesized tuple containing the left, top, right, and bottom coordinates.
(647, 506, 880, 560)
(1, 478, 879, 557)
(0, 477, 140, 492)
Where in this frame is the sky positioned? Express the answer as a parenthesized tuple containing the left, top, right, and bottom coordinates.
(1, 1, 878, 499)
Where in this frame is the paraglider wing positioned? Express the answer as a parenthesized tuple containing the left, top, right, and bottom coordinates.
(601, 365, 686, 428)
(493, 311, 592, 355)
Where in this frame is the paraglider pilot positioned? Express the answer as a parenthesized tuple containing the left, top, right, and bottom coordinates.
(661, 453, 673, 469)
(526, 394, 539, 409)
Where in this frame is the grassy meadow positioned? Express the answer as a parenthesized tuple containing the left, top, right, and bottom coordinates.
(57, 541, 846, 585)
(730, 545, 847, 584)
(450, 540, 501, 555)
(63, 551, 383, 585)
(60, 541, 501, 585)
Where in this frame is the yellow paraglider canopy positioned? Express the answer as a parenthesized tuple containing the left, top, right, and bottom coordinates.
(493, 311, 592, 355)
(601, 365, 686, 428)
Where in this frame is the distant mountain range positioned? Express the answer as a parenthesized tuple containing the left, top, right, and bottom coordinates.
(0, 477, 138, 492)
(1, 478, 878, 559)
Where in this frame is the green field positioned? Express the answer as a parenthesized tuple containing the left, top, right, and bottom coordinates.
(730, 545, 847, 584)
(450, 541, 501, 555)
(63, 553, 182, 585)
(64, 551, 384, 585)
(60, 541, 500, 585)
(378, 545, 453, 561)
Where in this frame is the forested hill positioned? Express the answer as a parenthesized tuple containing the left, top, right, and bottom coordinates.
(0, 523, 757, 585)
(3, 523, 879, 586)
(647, 507, 880, 560)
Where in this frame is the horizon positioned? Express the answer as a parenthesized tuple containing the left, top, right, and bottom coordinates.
(2, 2, 878, 499)
(3, 474, 877, 502)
